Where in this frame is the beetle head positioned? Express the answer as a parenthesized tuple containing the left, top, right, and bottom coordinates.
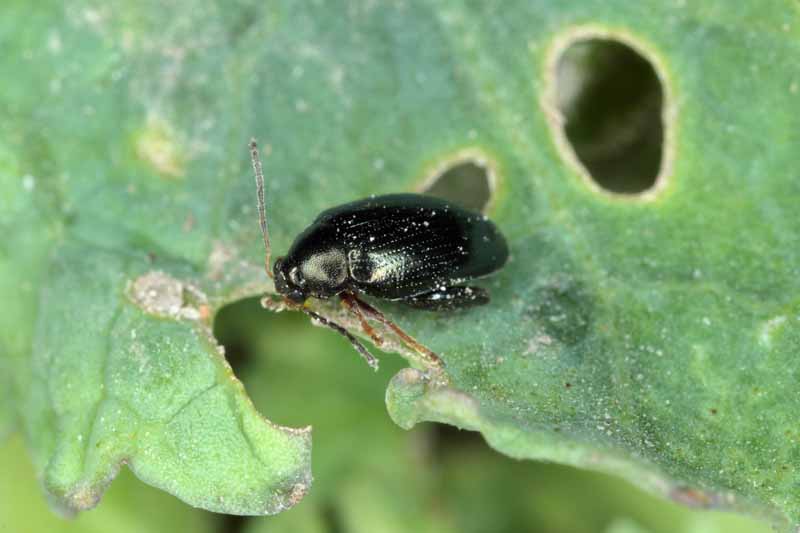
(273, 257, 307, 304)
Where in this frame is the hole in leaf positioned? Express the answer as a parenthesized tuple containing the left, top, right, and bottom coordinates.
(422, 159, 493, 212)
(212, 297, 262, 376)
(429, 421, 486, 460)
(213, 297, 406, 427)
(555, 37, 664, 194)
(216, 514, 248, 533)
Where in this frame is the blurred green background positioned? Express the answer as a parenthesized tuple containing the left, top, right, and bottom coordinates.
(1, 301, 771, 533)
(3, 1, 796, 530)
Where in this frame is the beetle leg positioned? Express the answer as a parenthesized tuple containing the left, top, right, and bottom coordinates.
(340, 293, 384, 347)
(300, 306, 379, 371)
(260, 294, 378, 370)
(348, 294, 443, 369)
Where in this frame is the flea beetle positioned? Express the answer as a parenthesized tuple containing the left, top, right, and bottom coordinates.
(249, 140, 508, 370)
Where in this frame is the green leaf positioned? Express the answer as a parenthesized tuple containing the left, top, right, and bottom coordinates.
(25, 243, 309, 514)
(0, 435, 214, 533)
(225, 305, 769, 533)
(0, 372, 12, 441)
(0, 123, 54, 442)
(380, 3, 800, 529)
(3, 0, 798, 527)
(1, 0, 310, 515)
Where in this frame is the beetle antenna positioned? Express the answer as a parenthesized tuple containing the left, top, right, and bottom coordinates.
(249, 139, 273, 279)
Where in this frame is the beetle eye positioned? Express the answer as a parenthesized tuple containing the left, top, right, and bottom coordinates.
(289, 266, 305, 287)
(286, 290, 306, 304)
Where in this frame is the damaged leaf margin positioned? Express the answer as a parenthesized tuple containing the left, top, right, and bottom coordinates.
(385, 368, 787, 528)
(27, 243, 311, 515)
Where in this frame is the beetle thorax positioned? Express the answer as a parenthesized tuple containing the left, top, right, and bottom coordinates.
(299, 247, 348, 296)
(274, 244, 348, 302)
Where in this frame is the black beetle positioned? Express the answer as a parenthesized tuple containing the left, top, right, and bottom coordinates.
(249, 140, 508, 370)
